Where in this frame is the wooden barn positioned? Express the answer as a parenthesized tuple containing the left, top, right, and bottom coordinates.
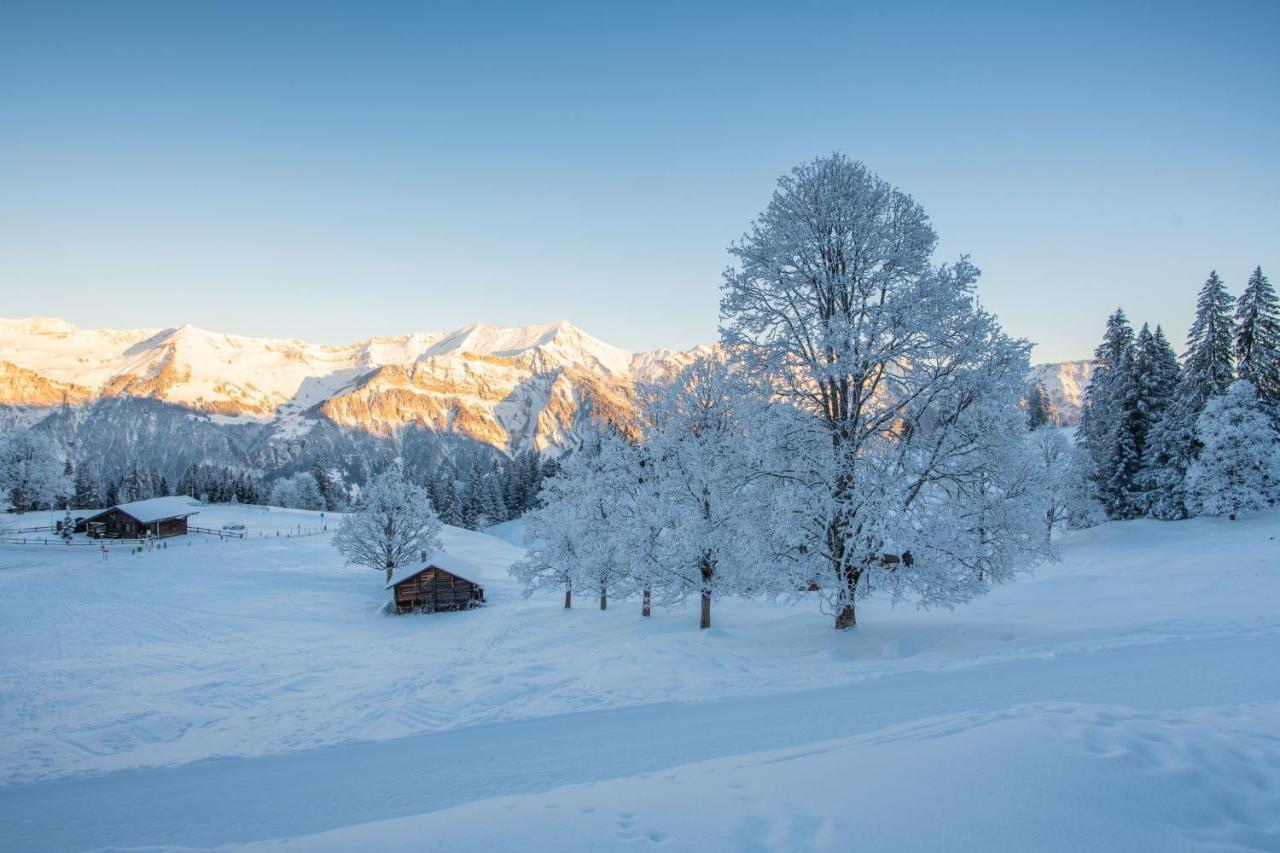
(79, 497, 199, 539)
(386, 554, 486, 614)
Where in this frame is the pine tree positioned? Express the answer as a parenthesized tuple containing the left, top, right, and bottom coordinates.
(1143, 273, 1236, 519)
(1235, 266, 1280, 415)
(1079, 309, 1134, 515)
(1185, 380, 1280, 518)
(1181, 270, 1236, 406)
(60, 459, 74, 509)
(72, 463, 100, 509)
(310, 454, 339, 511)
(1026, 381, 1053, 430)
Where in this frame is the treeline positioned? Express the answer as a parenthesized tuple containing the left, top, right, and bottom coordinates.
(1076, 267, 1280, 521)
(0, 429, 554, 531)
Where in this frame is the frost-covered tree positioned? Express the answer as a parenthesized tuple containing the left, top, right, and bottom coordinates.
(270, 472, 326, 510)
(512, 490, 582, 609)
(0, 428, 70, 512)
(309, 454, 341, 512)
(514, 423, 636, 610)
(639, 354, 777, 629)
(333, 465, 443, 583)
(1185, 380, 1280, 519)
(72, 463, 101, 509)
(1062, 442, 1107, 529)
(1030, 428, 1072, 544)
(1026, 381, 1054, 431)
(1144, 273, 1236, 519)
(1182, 271, 1237, 401)
(1078, 309, 1134, 514)
(1235, 266, 1280, 414)
(721, 154, 1042, 629)
(1103, 324, 1177, 519)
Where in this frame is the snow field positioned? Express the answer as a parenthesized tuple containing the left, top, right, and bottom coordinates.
(0, 504, 1277, 851)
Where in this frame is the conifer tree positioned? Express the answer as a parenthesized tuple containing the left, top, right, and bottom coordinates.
(1078, 309, 1134, 514)
(1144, 272, 1236, 519)
(1235, 266, 1280, 415)
(72, 463, 100, 508)
(1185, 380, 1280, 518)
(1026, 381, 1053, 431)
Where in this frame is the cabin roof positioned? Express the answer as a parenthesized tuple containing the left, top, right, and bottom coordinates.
(85, 497, 201, 525)
(386, 551, 487, 589)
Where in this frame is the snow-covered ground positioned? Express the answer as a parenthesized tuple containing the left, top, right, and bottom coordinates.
(1, 504, 1277, 851)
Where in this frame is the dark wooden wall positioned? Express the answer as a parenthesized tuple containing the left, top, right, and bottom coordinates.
(393, 568, 484, 614)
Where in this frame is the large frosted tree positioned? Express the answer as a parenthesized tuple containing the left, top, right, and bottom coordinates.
(1235, 266, 1280, 415)
(720, 154, 1041, 630)
(1144, 272, 1236, 519)
(333, 465, 443, 583)
(1185, 380, 1280, 518)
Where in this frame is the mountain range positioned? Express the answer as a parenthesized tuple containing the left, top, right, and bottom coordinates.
(0, 317, 1089, 484)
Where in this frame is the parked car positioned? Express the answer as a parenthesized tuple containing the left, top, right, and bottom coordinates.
(221, 523, 246, 531)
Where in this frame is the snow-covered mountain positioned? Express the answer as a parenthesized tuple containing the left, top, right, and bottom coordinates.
(0, 317, 1091, 482)
(0, 317, 711, 467)
(1028, 359, 1094, 425)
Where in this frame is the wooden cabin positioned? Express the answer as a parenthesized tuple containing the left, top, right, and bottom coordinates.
(80, 497, 198, 539)
(387, 555, 486, 614)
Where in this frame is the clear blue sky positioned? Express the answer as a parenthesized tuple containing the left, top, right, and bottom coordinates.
(1, 1, 1276, 362)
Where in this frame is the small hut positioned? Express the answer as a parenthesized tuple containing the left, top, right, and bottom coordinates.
(79, 497, 198, 539)
(386, 553, 486, 614)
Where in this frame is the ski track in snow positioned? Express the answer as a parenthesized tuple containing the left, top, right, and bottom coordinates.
(0, 505, 1278, 851)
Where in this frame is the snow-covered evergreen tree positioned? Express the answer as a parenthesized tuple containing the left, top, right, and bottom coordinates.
(269, 472, 326, 510)
(1185, 380, 1280, 518)
(1144, 273, 1236, 519)
(0, 428, 71, 512)
(1235, 266, 1280, 415)
(310, 454, 341, 512)
(72, 462, 100, 509)
(721, 153, 1042, 629)
(1078, 309, 1134, 516)
(1182, 271, 1237, 400)
(333, 465, 443, 583)
(1026, 381, 1053, 431)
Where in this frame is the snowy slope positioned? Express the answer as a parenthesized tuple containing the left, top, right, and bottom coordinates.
(0, 506, 1277, 850)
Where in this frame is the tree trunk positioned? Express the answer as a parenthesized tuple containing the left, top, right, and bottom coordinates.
(599, 585, 607, 610)
(701, 548, 721, 627)
(563, 584, 572, 609)
(385, 563, 394, 584)
(834, 565, 859, 630)
(642, 585, 651, 617)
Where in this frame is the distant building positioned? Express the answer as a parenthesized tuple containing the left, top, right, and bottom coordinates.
(386, 553, 486, 614)
(79, 497, 199, 539)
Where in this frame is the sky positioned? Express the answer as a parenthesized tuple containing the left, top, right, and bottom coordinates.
(1, 1, 1276, 363)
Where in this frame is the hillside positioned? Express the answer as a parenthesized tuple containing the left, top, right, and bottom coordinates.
(0, 505, 1276, 851)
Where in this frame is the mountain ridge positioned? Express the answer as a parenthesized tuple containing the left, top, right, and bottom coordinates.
(0, 317, 1089, 478)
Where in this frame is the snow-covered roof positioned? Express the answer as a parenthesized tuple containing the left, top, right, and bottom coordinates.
(386, 551, 487, 589)
(87, 497, 201, 524)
